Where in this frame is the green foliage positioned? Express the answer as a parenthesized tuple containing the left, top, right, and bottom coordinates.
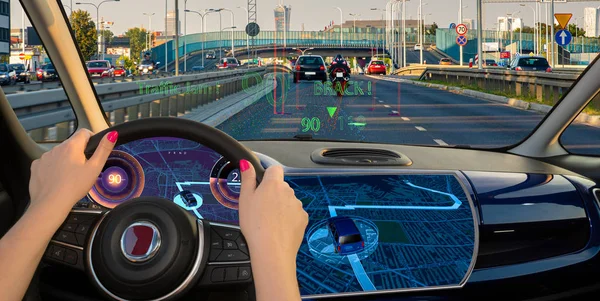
(100, 29, 114, 45)
(427, 22, 439, 36)
(70, 9, 97, 60)
(117, 55, 134, 70)
(125, 27, 152, 61)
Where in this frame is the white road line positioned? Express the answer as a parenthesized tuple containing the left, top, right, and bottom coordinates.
(415, 126, 427, 131)
(377, 100, 384, 103)
(384, 104, 390, 108)
(401, 117, 410, 121)
(434, 139, 448, 146)
(391, 110, 399, 114)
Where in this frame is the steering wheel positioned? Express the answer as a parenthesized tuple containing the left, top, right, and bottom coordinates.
(47, 118, 264, 300)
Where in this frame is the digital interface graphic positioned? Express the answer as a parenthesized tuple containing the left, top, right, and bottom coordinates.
(85, 138, 477, 297)
(287, 174, 476, 296)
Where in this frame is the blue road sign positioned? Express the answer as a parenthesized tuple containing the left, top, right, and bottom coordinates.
(555, 29, 572, 46)
(449, 23, 456, 29)
(456, 35, 468, 46)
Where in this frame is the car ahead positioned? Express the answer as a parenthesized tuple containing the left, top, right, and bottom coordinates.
(113, 66, 126, 77)
(440, 58, 453, 65)
(366, 60, 387, 75)
(206, 51, 216, 59)
(483, 59, 498, 67)
(327, 216, 365, 255)
(178, 190, 198, 207)
(37, 63, 59, 82)
(508, 56, 552, 72)
(414, 43, 423, 51)
(86, 60, 114, 78)
(217, 57, 240, 69)
(8, 64, 31, 84)
(0, 63, 16, 86)
(293, 55, 327, 83)
(191, 66, 205, 72)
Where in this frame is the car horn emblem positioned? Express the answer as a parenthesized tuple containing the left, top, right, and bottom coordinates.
(120, 222, 161, 262)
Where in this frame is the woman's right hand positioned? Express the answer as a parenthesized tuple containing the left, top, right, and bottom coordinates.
(239, 161, 308, 262)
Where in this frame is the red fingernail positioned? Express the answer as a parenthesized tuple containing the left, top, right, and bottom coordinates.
(240, 159, 250, 172)
(107, 131, 118, 143)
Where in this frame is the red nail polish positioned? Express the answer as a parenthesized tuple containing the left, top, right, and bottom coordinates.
(240, 159, 250, 172)
(107, 131, 118, 143)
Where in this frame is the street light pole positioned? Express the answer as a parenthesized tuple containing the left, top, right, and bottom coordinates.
(334, 7, 343, 47)
(184, 0, 187, 72)
(76, 1, 119, 60)
(143, 13, 155, 51)
(222, 9, 235, 56)
(185, 9, 206, 68)
(521, 4, 536, 54)
(459, 0, 462, 65)
(237, 6, 250, 62)
(165, 0, 168, 72)
(208, 9, 223, 60)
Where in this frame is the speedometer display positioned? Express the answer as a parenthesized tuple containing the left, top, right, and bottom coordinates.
(88, 150, 144, 208)
(209, 157, 242, 210)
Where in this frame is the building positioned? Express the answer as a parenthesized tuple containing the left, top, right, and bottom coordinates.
(324, 19, 425, 35)
(165, 10, 180, 37)
(274, 5, 291, 32)
(0, 0, 10, 55)
(462, 19, 474, 30)
(584, 7, 598, 37)
(497, 16, 522, 32)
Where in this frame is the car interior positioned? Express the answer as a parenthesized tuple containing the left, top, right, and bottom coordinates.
(2, 1, 600, 301)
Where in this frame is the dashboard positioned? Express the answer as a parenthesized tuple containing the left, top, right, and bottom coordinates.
(72, 137, 600, 299)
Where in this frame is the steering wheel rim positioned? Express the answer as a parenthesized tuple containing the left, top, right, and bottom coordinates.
(84, 117, 265, 183)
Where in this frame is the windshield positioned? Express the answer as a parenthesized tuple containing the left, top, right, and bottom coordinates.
(0, 65, 7, 72)
(5, 0, 599, 155)
(9, 64, 25, 71)
(87, 61, 109, 68)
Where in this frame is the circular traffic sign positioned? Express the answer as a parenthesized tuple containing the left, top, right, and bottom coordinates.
(245, 22, 260, 37)
(456, 35, 468, 46)
(456, 24, 468, 36)
(555, 29, 572, 46)
(449, 23, 456, 29)
(19, 53, 25, 60)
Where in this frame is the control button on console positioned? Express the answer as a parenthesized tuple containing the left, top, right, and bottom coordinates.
(238, 267, 252, 280)
(75, 223, 91, 234)
(76, 233, 87, 246)
(210, 230, 223, 249)
(224, 267, 238, 282)
(67, 214, 95, 224)
(209, 249, 222, 261)
(64, 249, 78, 265)
(216, 250, 248, 262)
(55, 231, 78, 245)
(214, 227, 239, 241)
(223, 240, 237, 250)
(236, 236, 249, 255)
(211, 268, 225, 282)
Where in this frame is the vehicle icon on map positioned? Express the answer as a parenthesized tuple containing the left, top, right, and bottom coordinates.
(178, 190, 198, 207)
(327, 216, 365, 255)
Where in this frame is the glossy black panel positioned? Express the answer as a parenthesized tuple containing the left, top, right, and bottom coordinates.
(465, 172, 586, 225)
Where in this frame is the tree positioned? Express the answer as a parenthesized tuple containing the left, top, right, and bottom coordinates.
(125, 27, 150, 61)
(515, 26, 534, 34)
(567, 23, 585, 37)
(100, 29, 114, 45)
(70, 9, 97, 60)
(117, 55, 134, 70)
(427, 22, 439, 36)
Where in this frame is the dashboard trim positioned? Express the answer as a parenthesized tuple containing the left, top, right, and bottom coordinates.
(49, 240, 83, 251)
(282, 169, 480, 299)
(86, 215, 206, 301)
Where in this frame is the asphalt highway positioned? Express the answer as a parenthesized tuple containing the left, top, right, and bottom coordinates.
(216, 74, 600, 155)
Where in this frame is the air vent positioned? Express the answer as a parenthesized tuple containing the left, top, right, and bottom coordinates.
(311, 148, 412, 166)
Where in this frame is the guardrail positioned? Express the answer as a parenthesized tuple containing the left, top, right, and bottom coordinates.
(419, 67, 579, 104)
(7, 67, 269, 141)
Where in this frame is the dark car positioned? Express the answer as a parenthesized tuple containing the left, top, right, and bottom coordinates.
(178, 190, 197, 207)
(37, 63, 59, 82)
(327, 216, 365, 255)
(191, 66, 205, 72)
(483, 59, 498, 67)
(509, 56, 552, 72)
(8, 64, 31, 84)
(293, 55, 327, 83)
(0, 63, 16, 86)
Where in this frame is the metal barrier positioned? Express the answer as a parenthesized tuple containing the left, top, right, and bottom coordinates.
(7, 67, 268, 141)
(419, 67, 579, 104)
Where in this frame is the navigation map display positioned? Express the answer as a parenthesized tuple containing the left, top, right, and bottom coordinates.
(287, 174, 476, 297)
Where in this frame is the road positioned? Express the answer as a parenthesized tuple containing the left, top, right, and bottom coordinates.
(216, 74, 600, 155)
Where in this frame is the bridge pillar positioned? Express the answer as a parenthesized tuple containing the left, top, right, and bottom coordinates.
(544, 85, 552, 103)
(169, 96, 178, 116)
(536, 84, 544, 102)
(29, 128, 47, 142)
(552, 86, 560, 104)
(140, 103, 150, 118)
(151, 100, 161, 117)
(177, 93, 186, 115)
(184, 92, 192, 111)
(55, 122, 71, 141)
(127, 105, 139, 121)
(515, 82, 523, 97)
(114, 108, 126, 124)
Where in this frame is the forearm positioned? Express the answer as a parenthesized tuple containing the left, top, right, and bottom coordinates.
(0, 204, 66, 301)
(251, 250, 301, 301)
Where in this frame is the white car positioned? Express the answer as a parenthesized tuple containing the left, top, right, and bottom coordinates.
(414, 44, 423, 51)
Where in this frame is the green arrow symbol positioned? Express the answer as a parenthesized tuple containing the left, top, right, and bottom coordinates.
(326, 107, 337, 118)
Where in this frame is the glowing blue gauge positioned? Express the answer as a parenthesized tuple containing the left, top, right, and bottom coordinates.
(173, 190, 203, 211)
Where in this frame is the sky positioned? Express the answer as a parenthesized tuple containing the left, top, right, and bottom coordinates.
(10, 0, 600, 35)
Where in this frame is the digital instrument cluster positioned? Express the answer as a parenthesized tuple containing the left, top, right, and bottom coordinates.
(86, 137, 240, 224)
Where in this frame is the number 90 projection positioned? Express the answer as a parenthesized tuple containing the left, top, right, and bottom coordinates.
(301, 116, 367, 133)
(101, 166, 128, 193)
(302, 117, 321, 133)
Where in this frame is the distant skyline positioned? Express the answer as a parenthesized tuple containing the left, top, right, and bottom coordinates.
(10, 0, 600, 36)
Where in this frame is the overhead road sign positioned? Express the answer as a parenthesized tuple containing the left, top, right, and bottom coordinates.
(554, 13, 572, 29)
(555, 29, 572, 46)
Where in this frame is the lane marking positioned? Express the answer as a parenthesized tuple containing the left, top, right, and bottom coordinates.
(378, 100, 384, 103)
(401, 117, 410, 121)
(384, 104, 390, 108)
(415, 126, 427, 131)
(434, 139, 448, 146)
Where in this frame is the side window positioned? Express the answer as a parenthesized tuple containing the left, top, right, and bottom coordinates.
(560, 93, 600, 156)
(3, 1, 74, 143)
